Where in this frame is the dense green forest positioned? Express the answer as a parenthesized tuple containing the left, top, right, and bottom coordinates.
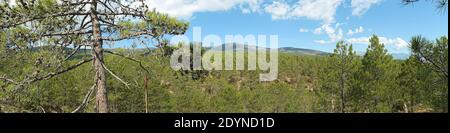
(0, 0, 448, 113)
(1, 35, 447, 113)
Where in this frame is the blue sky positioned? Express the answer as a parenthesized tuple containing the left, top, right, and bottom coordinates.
(115, 0, 448, 54)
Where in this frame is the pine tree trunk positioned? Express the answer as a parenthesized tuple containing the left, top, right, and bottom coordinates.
(91, 0, 108, 113)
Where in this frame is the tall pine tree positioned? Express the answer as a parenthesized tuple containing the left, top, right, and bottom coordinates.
(0, 0, 188, 113)
(360, 35, 399, 112)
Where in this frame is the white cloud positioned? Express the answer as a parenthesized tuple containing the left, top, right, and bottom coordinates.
(133, 0, 379, 23)
(264, 0, 343, 23)
(314, 40, 329, 44)
(312, 24, 405, 48)
(347, 26, 364, 36)
(260, 0, 380, 44)
(347, 36, 409, 49)
(241, 0, 263, 14)
(5, 0, 381, 22)
(384, 37, 409, 49)
(313, 24, 336, 35)
(312, 23, 344, 44)
(290, 0, 343, 23)
(346, 37, 370, 44)
(140, 0, 261, 19)
(351, 0, 381, 16)
(299, 28, 309, 33)
(264, 1, 291, 20)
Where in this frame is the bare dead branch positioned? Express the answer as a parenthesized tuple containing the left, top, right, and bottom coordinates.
(0, 75, 20, 85)
(101, 31, 155, 41)
(97, 12, 145, 18)
(24, 58, 93, 84)
(38, 106, 46, 113)
(98, 0, 116, 13)
(101, 62, 130, 89)
(104, 50, 151, 75)
(98, 18, 119, 27)
(64, 45, 83, 61)
(43, 30, 93, 37)
(71, 84, 96, 113)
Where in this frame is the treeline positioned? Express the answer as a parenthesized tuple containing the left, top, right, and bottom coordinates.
(318, 35, 448, 113)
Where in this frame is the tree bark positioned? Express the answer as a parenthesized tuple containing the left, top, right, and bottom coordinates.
(91, 0, 108, 113)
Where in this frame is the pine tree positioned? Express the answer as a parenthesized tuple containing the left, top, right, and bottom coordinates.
(0, 0, 188, 113)
(360, 35, 399, 112)
(409, 36, 448, 112)
(397, 57, 435, 112)
(320, 41, 359, 113)
(332, 42, 358, 113)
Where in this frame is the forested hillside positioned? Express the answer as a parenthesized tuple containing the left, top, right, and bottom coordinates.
(0, 0, 448, 113)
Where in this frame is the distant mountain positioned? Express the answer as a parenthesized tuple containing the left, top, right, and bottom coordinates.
(278, 47, 330, 56)
(206, 44, 331, 56)
(356, 51, 410, 60)
(391, 53, 410, 60)
(205, 43, 255, 51)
